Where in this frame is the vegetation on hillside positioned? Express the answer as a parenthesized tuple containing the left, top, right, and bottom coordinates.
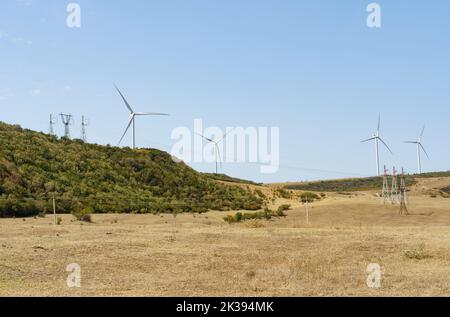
(203, 173, 261, 185)
(0, 122, 262, 218)
(414, 171, 450, 178)
(285, 176, 416, 192)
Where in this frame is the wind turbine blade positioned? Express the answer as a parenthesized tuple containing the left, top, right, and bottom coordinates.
(218, 127, 236, 143)
(379, 138, 393, 154)
(419, 143, 430, 160)
(420, 125, 425, 140)
(404, 141, 418, 144)
(114, 84, 134, 113)
(361, 137, 376, 143)
(194, 132, 214, 143)
(377, 114, 381, 133)
(118, 118, 133, 146)
(134, 112, 169, 116)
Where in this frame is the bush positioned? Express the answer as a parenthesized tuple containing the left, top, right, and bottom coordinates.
(276, 205, 290, 217)
(0, 198, 41, 218)
(254, 189, 266, 199)
(223, 208, 288, 224)
(300, 192, 320, 203)
(277, 204, 291, 213)
(72, 207, 93, 222)
(276, 188, 292, 199)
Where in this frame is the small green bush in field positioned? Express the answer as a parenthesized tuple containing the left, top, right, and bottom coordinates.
(224, 208, 288, 224)
(277, 204, 291, 213)
(300, 192, 320, 203)
(72, 207, 93, 222)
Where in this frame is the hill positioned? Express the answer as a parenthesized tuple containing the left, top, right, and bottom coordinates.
(283, 176, 417, 192)
(203, 173, 261, 186)
(0, 122, 262, 217)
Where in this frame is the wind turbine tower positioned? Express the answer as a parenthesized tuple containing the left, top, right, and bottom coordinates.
(361, 115, 393, 176)
(405, 126, 430, 174)
(49, 114, 58, 136)
(81, 115, 89, 142)
(196, 128, 235, 174)
(115, 85, 169, 149)
(60, 113, 73, 138)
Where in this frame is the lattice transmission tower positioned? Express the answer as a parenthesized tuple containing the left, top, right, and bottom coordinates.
(390, 166, 399, 204)
(81, 115, 89, 142)
(381, 165, 390, 204)
(399, 168, 409, 216)
(49, 114, 58, 136)
(60, 113, 73, 138)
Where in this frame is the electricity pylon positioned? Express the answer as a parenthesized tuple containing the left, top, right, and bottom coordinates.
(49, 114, 58, 136)
(60, 113, 73, 138)
(399, 168, 409, 216)
(81, 115, 89, 142)
(390, 166, 399, 204)
(381, 165, 390, 204)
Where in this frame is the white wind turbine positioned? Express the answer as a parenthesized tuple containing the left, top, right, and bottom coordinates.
(361, 115, 393, 176)
(196, 128, 235, 174)
(115, 85, 169, 149)
(405, 126, 430, 174)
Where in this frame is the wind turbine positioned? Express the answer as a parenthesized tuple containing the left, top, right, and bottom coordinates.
(361, 115, 393, 176)
(405, 126, 430, 174)
(196, 128, 235, 174)
(115, 85, 169, 149)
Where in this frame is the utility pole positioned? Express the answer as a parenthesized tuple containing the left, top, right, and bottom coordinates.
(53, 193, 57, 225)
(399, 168, 409, 216)
(381, 165, 390, 204)
(305, 199, 310, 225)
(302, 196, 310, 225)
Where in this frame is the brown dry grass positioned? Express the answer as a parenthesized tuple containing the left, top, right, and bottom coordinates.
(1, 177, 450, 297)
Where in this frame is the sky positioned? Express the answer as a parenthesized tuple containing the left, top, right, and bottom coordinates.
(1, 0, 449, 183)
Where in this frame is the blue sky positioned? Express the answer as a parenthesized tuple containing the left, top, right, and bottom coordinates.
(1, 0, 449, 183)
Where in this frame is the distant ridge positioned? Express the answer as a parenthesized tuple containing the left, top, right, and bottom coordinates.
(283, 172, 450, 193)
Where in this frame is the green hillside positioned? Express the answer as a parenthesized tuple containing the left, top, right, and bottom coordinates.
(203, 173, 261, 186)
(0, 122, 262, 218)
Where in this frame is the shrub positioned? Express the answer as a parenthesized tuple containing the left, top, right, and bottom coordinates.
(300, 192, 320, 203)
(254, 189, 266, 199)
(276, 188, 292, 199)
(403, 244, 433, 260)
(277, 204, 291, 213)
(224, 209, 286, 223)
(0, 198, 41, 218)
(72, 207, 93, 222)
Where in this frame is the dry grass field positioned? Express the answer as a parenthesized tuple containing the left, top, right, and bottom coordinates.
(1, 177, 450, 297)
